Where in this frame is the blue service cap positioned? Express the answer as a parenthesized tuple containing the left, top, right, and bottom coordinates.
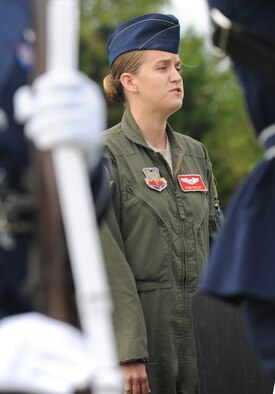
(107, 13, 180, 67)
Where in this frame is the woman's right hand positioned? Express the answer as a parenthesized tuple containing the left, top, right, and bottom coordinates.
(120, 361, 151, 394)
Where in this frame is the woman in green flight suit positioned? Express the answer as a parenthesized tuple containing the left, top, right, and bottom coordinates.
(100, 13, 222, 394)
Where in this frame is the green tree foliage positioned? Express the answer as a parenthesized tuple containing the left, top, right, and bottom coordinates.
(79, 5, 262, 209)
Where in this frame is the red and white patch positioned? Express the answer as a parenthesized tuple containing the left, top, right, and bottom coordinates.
(177, 174, 208, 192)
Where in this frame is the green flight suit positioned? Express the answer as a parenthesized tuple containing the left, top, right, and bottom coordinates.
(100, 109, 222, 394)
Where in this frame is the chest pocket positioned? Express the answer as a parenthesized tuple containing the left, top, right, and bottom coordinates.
(122, 175, 171, 229)
(179, 188, 209, 228)
(119, 176, 173, 281)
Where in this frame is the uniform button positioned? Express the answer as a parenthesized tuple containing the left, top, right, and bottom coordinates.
(0, 109, 9, 132)
(23, 28, 36, 44)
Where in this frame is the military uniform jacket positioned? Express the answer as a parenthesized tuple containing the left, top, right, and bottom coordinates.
(100, 109, 221, 393)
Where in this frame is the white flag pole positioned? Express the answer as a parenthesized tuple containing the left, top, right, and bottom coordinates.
(46, 1, 122, 392)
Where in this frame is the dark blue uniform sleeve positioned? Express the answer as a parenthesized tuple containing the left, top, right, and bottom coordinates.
(0, 0, 35, 184)
(0, 0, 35, 318)
(0, 0, 34, 180)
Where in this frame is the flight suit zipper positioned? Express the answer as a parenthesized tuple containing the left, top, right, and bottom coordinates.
(155, 152, 187, 390)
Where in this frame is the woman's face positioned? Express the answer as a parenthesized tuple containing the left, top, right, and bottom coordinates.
(131, 50, 184, 117)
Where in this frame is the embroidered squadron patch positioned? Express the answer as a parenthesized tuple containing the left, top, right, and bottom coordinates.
(143, 167, 167, 192)
(178, 174, 208, 192)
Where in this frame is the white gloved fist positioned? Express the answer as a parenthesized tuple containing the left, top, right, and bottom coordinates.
(14, 70, 106, 169)
(0, 312, 95, 394)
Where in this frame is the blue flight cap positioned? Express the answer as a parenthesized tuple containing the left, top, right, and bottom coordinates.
(107, 13, 180, 67)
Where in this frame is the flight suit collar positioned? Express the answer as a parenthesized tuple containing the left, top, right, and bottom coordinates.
(121, 109, 148, 148)
(121, 109, 185, 177)
(121, 108, 183, 153)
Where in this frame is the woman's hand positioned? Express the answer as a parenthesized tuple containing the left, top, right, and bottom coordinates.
(121, 361, 151, 394)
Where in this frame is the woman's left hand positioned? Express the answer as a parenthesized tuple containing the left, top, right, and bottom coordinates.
(120, 361, 151, 394)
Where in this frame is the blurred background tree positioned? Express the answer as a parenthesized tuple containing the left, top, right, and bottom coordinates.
(79, 1, 262, 209)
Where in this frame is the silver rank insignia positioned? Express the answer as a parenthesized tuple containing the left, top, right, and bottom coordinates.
(143, 167, 167, 192)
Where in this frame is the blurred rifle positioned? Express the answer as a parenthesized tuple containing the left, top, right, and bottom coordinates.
(31, 0, 78, 326)
(30, 1, 121, 392)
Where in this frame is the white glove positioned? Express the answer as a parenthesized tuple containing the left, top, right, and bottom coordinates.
(14, 70, 106, 169)
(0, 312, 95, 394)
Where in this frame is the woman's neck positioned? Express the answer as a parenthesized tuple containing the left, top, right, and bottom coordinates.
(130, 108, 167, 150)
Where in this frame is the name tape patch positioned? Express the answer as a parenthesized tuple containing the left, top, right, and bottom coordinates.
(177, 174, 208, 192)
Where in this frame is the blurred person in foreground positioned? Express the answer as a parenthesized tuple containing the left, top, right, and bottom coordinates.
(0, 1, 111, 393)
(100, 13, 223, 394)
(201, 0, 275, 380)
(0, 56, 109, 394)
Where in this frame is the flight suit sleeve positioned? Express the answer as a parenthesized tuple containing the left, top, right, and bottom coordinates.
(203, 145, 223, 243)
(99, 157, 149, 364)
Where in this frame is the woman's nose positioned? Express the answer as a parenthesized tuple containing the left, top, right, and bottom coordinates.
(171, 68, 182, 82)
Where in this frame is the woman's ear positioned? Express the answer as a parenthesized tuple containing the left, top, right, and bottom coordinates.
(120, 73, 138, 93)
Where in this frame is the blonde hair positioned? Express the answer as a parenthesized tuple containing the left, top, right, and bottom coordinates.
(103, 51, 145, 105)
